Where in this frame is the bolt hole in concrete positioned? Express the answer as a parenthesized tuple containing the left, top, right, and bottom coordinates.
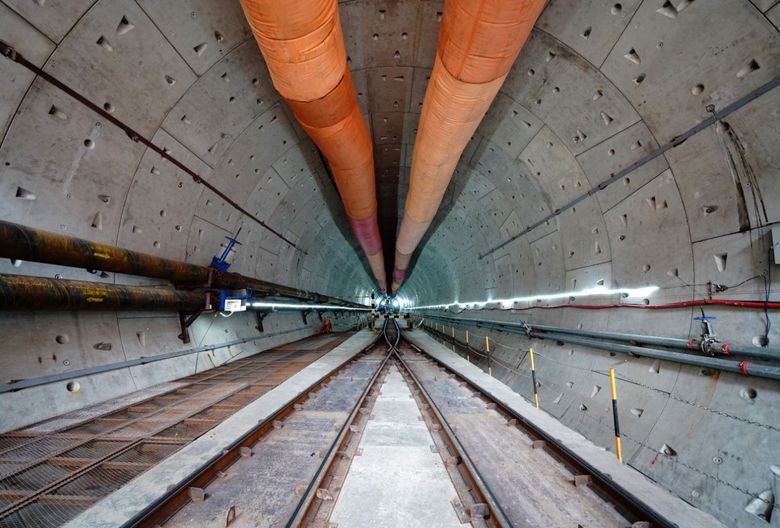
(55, 334, 69, 344)
(66, 381, 80, 393)
(84, 139, 95, 149)
(753, 335, 769, 347)
(740, 387, 758, 401)
(611, 3, 622, 15)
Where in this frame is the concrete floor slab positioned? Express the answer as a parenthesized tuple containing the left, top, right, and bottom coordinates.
(330, 365, 467, 528)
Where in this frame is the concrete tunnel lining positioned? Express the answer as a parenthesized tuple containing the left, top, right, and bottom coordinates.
(0, 1, 779, 527)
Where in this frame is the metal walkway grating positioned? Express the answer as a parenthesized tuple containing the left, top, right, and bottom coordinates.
(0, 333, 351, 527)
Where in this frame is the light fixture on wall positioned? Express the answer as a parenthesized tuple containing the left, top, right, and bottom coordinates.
(410, 285, 660, 310)
(250, 302, 370, 311)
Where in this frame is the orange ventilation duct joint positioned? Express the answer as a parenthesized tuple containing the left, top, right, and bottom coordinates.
(240, 0, 387, 292)
(392, 0, 546, 292)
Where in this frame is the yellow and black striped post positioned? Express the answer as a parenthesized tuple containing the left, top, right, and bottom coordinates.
(609, 368, 623, 464)
(370, 292, 377, 333)
(485, 335, 492, 375)
(529, 347, 539, 409)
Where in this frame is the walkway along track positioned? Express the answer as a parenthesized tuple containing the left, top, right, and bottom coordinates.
(120, 321, 671, 527)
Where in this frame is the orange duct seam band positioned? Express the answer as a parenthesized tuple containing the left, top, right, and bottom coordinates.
(300, 105, 373, 171)
(241, 0, 334, 40)
(439, 0, 545, 83)
(285, 68, 356, 128)
(241, 0, 345, 102)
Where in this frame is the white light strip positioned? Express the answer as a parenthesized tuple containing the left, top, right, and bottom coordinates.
(250, 302, 370, 311)
(410, 285, 660, 310)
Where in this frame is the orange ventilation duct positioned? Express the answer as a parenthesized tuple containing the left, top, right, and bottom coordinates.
(392, 0, 546, 292)
(240, 0, 387, 292)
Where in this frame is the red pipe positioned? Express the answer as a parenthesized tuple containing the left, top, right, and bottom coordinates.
(466, 299, 780, 312)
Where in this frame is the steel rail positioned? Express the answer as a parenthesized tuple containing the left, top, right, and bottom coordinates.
(130, 335, 381, 527)
(403, 332, 677, 528)
(393, 328, 514, 528)
(285, 333, 393, 526)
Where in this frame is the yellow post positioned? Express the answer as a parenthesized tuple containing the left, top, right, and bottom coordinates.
(465, 330, 469, 344)
(529, 348, 539, 409)
(488, 367, 493, 376)
(451, 326, 455, 338)
(485, 335, 490, 353)
(609, 368, 623, 464)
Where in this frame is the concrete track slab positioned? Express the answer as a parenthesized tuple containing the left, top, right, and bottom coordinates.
(329, 367, 467, 528)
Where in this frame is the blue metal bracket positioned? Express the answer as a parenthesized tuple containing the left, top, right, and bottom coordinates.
(210, 227, 242, 272)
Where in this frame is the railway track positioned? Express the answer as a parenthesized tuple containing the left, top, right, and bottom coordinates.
(103, 320, 665, 527)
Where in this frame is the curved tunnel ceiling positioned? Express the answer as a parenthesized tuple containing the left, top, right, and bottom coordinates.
(0, 1, 779, 526)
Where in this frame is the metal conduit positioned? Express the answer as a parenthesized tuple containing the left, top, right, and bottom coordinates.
(421, 314, 780, 382)
(528, 322, 780, 362)
(0, 220, 364, 308)
(538, 331, 780, 382)
(424, 314, 780, 362)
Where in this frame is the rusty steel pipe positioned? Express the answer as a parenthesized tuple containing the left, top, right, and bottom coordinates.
(0, 221, 364, 308)
(0, 220, 208, 284)
(0, 274, 207, 311)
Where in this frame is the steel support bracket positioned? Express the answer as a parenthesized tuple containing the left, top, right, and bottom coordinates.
(178, 292, 213, 343)
(178, 311, 202, 344)
(255, 310, 272, 333)
(301, 309, 313, 325)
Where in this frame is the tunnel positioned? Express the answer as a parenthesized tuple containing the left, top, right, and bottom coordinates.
(0, 1, 778, 527)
